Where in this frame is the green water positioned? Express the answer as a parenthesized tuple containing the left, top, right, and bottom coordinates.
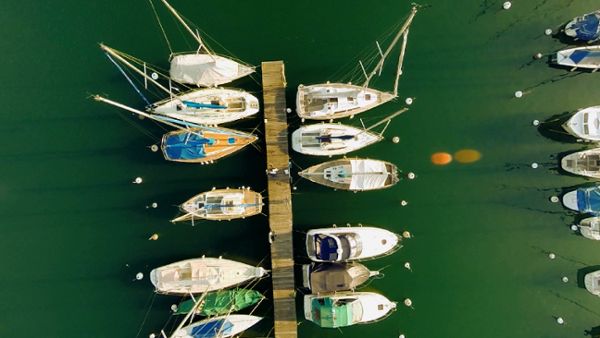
(3, 0, 600, 337)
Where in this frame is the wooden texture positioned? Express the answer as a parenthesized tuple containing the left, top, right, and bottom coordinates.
(262, 61, 297, 338)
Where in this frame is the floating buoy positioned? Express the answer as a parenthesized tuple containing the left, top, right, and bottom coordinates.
(407, 172, 416, 180)
(532, 119, 540, 126)
(514, 90, 523, 98)
(149, 334, 156, 338)
(171, 304, 178, 312)
(545, 28, 553, 36)
(562, 276, 569, 283)
(133, 177, 143, 184)
(136, 272, 144, 280)
(150, 144, 159, 152)
(534, 53, 543, 60)
(151, 72, 159, 80)
(550, 196, 559, 203)
(402, 231, 412, 238)
(570, 225, 578, 231)
(293, 186, 298, 191)
(549, 253, 556, 260)
(404, 298, 413, 307)
(286, 108, 292, 113)
(399, 335, 405, 338)
(151, 202, 158, 209)
(455, 149, 481, 163)
(405, 97, 413, 105)
(431, 152, 452, 165)
(392, 136, 400, 144)
(556, 317, 564, 325)
(149, 233, 159, 241)
(531, 162, 539, 169)
(404, 262, 412, 270)
(401, 200, 408, 206)
(502, 1, 511, 9)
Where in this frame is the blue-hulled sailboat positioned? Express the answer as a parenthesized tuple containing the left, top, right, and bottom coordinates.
(172, 315, 262, 338)
(562, 185, 600, 213)
(565, 10, 600, 43)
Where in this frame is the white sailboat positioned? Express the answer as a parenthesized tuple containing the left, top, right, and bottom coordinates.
(562, 106, 600, 142)
(292, 108, 407, 156)
(296, 5, 419, 121)
(306, 226, 402, 262)
(150, 256, 267, 295)
(156, 0, 255, 87)
(299, 158, 399, 191)
(171, 187, 264, 222)
(577, 216, 600, 240)
(561, 148, 600, 178)
(101, 44, 259, 126)
(585, 270, 600, 296)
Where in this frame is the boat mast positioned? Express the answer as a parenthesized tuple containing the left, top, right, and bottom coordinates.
(364, 108, 409, 133)
(363, 5, 418, 88)
(100, 44, 178, 99)
(159, 0, 212, 55)
(393, 29, 410, 96)
(167, 291, 209, 338)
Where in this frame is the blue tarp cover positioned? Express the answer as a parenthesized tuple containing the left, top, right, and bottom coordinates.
(573, 14, 600, 41)
(190, 318, 233, 338)
(317, 235, 339, 261)
(568, 50, 600, 64)
(163, 132, 211, 160)
(577, 187, 600, 212)
(183, 100, 227, 110)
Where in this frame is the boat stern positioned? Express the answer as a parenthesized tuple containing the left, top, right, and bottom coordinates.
(562, 190, 580, 211)
(303, 295, 314, 321)
(302, 264, 312, 289)
(585, 271, 600, 295)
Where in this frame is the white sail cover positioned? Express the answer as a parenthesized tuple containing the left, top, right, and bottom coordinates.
(171, 54, 247, 87)
(349, 159, 388, 190)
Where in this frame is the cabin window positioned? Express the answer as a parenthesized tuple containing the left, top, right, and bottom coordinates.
(328, 98, 339, 103)
(584, 125, 590, 135)
(348, 97, 354, 101)
(584, 113, 589, 123)
(365, 94, 371, 100)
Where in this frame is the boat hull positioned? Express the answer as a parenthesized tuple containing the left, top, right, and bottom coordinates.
(564, 11, 600, 43)
(291, 123, 381, 156)
(579, 216, 600, 240)
(170, 53, 255, 87)
(174, 314, 262, 338)
(562, 106, 600, 142)
(299, 158, 399, 191)
(304, 292, 396, 328)
(555, 46, 600, 70)
(561, 148, 600, 178)
(173, 188, 263, 222)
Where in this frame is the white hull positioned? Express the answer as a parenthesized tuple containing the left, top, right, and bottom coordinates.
(170, 53, 255, 87)
(306, 226, 401, 262)
(291, 123, 381, 156)
(151, 87, 259, 125)
(150, 257, 266, 295)
(304, 292, 396, 327)
(296, 83, 395, 120)
(585, 271, 600, 296)
(562, 106, 600, 142)
(562, 190, 579, 211)
(174, 314, 262, 338)
(173, 188, 263, 221)
(299, 158, 399, 191)
(556, 46, 600, 70)
(561, 148, 600, 178)
(579, 216, 600, 240)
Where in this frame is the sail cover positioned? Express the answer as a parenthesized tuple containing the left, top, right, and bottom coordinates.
(310, 263, 370, 293)
(162, 131, 209, 161)
(171, 54, 244, 87)
(577, 187, 600, 212)
(568, 13, 600, 41)
(349, 159, 389, 190)
(190, 318, 233, 338)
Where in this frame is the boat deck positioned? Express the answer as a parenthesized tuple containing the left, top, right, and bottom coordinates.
(262, 61, 297, 338)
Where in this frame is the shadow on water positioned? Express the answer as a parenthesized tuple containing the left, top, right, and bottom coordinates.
(578, 265, 600, 288)
(585, 325, 600, 337)
(536, 111, 577, 143)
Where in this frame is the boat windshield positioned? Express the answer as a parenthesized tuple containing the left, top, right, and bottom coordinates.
(314, 233, 362, 261)
(338, 234, 362, 260)
(315, 235, 340, 261)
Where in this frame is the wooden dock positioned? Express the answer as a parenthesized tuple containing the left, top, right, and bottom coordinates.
(261, 61, 297, 338)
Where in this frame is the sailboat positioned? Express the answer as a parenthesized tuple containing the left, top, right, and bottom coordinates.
(296, 5, 419, 121)
(94, 96, 257, 164)
(577, 216, 600, 240)
(101, 44, 259, 125)
(562, 106, 600, 142)
(292, 108, 408, 156)
(149, 256, 267, 295)
(171, 187, 263, 222)
(585, 270, 600, 296)
(562, 185, 600, 213)
(172, 315, 262, 338)
(306, 226, 401, 262)
(564, 10, 600, 43)
(303, 292, 396, 328)
(174, 288, 264, 316)
(299, 158, 399, 191)
(302, 262, 379, 293)
(561, 148, 600, 178)
(155, 0, 255, 87)
(554, 46, 600, 71)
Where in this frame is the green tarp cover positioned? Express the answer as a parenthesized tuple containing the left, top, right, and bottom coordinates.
(311, 297, 352, 328)
(176, 289, 263, 316)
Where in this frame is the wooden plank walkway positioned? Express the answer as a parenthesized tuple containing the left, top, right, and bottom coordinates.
(261, 61, 297, 338)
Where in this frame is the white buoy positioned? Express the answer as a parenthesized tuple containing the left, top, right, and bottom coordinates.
(404, 262, 412, 270)
(402, 231, 412, 238)
(534, 53, 543, 60)
(502, 1, 512, 10)
(514, 90, 523, 98)
(392, 136, 400, 144)
(570, 225, 578, 231)
(545, 28, 553, 36)
(531, 162, 538, 169)
(532, 120, 540, 126)
(136, 272, 144, 280)
(151, 72, 159, 80)
(399, 335, 405, 338)
(562, 276, 569, 283)
(151, 202, 158, 209)
(405, 97, 413, 105)
(171, 304, 178, 312)
(286, 108, 292, 113)
(149, 334, 156, 338)
(401, 200, 408, 206)
(556, 317, 564, 325)
(149, 234, 159, 241)
(550, 196, 559, 203)
(404, 298, 413, 307)
(549, 253, 556, 260)
(133, 177, 143, 184)
(407, 172, 416, 179)
(293, 186, 297, 191)
(150, 144, 159, 152)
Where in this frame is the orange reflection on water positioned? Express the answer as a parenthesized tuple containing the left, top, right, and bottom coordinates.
(431, 152, 452, 165)
(454, 149, 481, 163)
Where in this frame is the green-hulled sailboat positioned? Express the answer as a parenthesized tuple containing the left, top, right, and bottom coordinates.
(175, 289, 264, 316)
